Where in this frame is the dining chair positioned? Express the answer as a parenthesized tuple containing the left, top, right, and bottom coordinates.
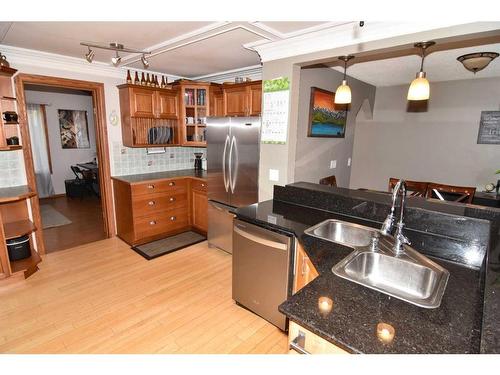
(425, 182, 476, 203)
(388, 178, 428, 197)
(319, 175, 337, 187)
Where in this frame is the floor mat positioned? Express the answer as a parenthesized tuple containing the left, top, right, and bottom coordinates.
(40, 204, 72, 229)
(131, 231, 206, 260)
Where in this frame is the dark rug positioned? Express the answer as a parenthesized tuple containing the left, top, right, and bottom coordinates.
(131, 231, 206, 260)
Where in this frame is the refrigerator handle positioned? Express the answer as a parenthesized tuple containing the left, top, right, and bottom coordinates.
(222, 134, 230, 192)
(229, 135, 238, 194)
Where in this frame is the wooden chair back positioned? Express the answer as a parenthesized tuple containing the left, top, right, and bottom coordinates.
(319, 175, 337, 187)
(388, 178, 428, 197)
(425, 183, 476, 203)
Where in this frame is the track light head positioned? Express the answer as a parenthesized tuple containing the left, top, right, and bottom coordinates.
(111, 51, 121, 67)
(85, 47, 94, 63)
(141, 54, 149, 69)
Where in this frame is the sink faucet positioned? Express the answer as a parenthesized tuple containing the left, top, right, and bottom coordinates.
(380, 179, 411, 255)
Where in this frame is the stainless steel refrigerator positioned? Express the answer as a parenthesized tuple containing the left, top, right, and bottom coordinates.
(206, 116, 260, 254)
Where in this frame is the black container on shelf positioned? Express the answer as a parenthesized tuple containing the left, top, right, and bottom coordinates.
(7, 234, 31, 261)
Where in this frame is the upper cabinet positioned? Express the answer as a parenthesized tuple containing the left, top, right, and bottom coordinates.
(0, 66, 22, 151)
(222, 81, 262, 117)
(209, 84, 224, 117)
(172, 80, 210, 147)
(118, 84, 179, 148)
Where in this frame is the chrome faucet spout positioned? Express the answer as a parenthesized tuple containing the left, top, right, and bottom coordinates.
(381, 179, 410, 255)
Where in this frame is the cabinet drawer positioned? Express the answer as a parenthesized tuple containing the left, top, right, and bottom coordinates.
(131, 178, 187, 196)
(191, 179, 207, 192)
(288, 321, 347, 354)
(135, 208, 189, 239)
(133, 191, 187, 216)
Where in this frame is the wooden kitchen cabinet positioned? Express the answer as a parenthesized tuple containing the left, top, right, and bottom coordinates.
(222, 81, 262, 117)
(293, 242, 319, 293)
(118, 84, 179, 148)
(113, 176, 208, 245)
(288, 321, 348, 354)
(209, 84, 224, 117)
(190, 179, 208, 233)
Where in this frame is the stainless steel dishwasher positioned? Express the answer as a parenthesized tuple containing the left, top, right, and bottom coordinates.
(232, 219, 293, 331)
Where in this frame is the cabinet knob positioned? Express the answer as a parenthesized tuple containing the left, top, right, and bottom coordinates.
(170, 216, 176, 221)
(148, 184, 155, 189)
(169, 197, 176, 202)
(148, 201, 155, 206)
(168, 181, 176, 186)
(149, 220, 157, 225)
(201, 183, 206, 188)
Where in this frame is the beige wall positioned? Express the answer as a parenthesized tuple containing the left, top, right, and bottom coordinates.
(350, 77, 500, 191)
(294, 67, 375, 187)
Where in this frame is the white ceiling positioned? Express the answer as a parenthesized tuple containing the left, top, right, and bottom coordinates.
(331, 42, 500, 87)
(0, 21, 330, 77)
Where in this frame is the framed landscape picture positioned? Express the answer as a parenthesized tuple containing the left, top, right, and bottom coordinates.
(58, 109, 90, 149)
(308, 87, 347, 138)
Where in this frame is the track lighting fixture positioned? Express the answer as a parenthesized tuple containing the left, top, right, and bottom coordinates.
(85, 47, 94, 63)
(335, 55, 355, 104)
(80, 41, 151, 68)
(111, 51, 121, 67)
(141, 54, 149, 69)
(407, 41, 435, 101)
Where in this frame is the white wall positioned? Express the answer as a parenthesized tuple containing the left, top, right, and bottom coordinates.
(25, 89, 97, 195)
(350, 77, 500, 191)
(294, 67, 376, 187)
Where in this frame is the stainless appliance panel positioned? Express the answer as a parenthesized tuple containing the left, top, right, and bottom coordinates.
(228, 117, 260, 207)
(232, 219, 291, 330)
(207, 200, 235, 254)
(207, 117, 231, 205)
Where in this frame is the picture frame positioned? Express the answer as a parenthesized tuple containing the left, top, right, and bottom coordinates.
(477, 111, 500, 144)
(58, 109, 90, 149)
(307, 87, 347, 138)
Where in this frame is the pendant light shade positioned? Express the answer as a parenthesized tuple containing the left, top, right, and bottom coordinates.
(407, 71, 430, 101)
(335, 79, 352, 104)
(407, 41, 435, 101)
(335, 55, 354, 104)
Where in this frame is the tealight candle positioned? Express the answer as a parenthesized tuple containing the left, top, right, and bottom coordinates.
(376, 322, 395, 344)
(317, 297, 333, 314)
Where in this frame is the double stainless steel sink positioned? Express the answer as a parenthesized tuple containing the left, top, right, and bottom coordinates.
(304, 219, 449, 308)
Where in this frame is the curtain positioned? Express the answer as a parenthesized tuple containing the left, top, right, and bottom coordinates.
(27, 104, 55, 198)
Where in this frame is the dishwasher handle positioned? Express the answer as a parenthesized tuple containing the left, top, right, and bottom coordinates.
(233, 224, 288, 251)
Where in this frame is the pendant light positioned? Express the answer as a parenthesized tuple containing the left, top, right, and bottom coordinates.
(335, 55, 355, 104)
(407, 41, 435, 101)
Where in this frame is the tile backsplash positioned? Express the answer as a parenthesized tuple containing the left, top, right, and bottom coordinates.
(111, 142, 206, 176)
(0, 150, 27, 188)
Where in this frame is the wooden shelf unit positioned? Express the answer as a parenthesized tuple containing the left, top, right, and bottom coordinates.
(0, 188, 41, 280)
(118, 84, 180, 148)
(172, 80, 210, 147)
(0, 66, 21, 151)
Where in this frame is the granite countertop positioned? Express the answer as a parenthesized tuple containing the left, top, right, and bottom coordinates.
(235, 199, 486, 354)
(111, 169, 207, 184)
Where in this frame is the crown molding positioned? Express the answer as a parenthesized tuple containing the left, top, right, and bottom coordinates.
(248, 22, 500, 63)
(191, 64, 262, 83)
(0, 44, 184, 80)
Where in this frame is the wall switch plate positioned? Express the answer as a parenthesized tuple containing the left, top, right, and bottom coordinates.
(330, 160, 337, 169)
(269, 169, 280, 182)
(170, 153, 174, 159)
(348, 157, 352, 166)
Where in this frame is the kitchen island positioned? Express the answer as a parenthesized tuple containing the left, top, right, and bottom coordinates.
(235, 182, 500, 354)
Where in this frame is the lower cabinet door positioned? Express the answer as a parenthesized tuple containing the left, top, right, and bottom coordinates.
(191, 189, 208, 232)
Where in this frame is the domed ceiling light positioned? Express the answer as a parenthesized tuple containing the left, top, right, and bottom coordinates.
(335, 55, 355, 104)
(457, 52, 499, 73)
(407, 41, 435, 101)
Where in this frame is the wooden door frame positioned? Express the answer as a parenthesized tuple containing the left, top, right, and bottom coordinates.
(15, 74, 115, 255)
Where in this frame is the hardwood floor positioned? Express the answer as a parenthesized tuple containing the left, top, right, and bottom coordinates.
(0, 238, 287, 354)
(40, 195, 106, 253)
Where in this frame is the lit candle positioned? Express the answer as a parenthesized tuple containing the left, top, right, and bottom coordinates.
(317, 297, 333, 314)
(376, 322, 395, 344)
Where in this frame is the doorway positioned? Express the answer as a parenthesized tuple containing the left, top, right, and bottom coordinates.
(15, 74, 115, 255)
